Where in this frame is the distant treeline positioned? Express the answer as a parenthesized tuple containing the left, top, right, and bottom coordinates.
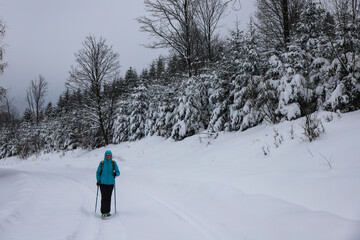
(0, 0, 359, 158)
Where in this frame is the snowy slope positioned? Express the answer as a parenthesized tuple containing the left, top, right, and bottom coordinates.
(0, 111, 359, 240)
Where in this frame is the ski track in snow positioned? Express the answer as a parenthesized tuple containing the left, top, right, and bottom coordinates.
(1, 160, 359, 240)
(1, 111, 360, 240)
(127, 186, 220, 240)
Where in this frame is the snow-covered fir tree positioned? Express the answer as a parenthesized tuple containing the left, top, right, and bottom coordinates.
(171, 77, 209, 140)
(325, 0, 360, 111)
(112, 100, 130, 143)
(152, 82, 178, 138)
(225, 21, 266, 131)
(128, 84, 148, 141)
(207, 73, 230, 132)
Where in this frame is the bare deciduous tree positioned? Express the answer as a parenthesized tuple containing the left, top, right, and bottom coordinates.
(0, 87, 5, 102)
(138, 0, 232, 74)
(0, 19, 6, 75)
(0, 19, 7, 106)
(195, 0, 232, 61)
(254, 0, 305, 50)
(0, 89, 15, 124)
(25, 75, 48, 124)
(138, 0, 199, 77)
(66, 35, 120, 146)
(0, 87, 9, 124)
(331, 0, 360, 21)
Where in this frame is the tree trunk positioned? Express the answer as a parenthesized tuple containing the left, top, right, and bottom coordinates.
(184, 0, 192, 77)
(207, 31, 212, 62)
(95, 87, 109, 145)
(282, 0, 290, 48)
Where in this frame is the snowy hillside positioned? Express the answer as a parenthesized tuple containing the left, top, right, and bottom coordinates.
(0, 111, 359, 240)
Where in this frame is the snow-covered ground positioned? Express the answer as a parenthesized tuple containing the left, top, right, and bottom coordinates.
(0, 111, 359, 240)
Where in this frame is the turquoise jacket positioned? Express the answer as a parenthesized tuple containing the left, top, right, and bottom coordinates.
(96, 150, 120, 185)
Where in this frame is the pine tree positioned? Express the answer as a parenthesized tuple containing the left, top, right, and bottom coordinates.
(112, 101, 130, 143)
(140, 68, 149, 80)
(207, 74, 231, 132)
(278, 41, 312, 120)
(125, 67, 139, 90)
(44, 102, 54, 120)
(224, 22, 265, 131)
(171, 77, 209, 140)
(166, 54, 187, 78)
(292, 0, 332, 112)
(325, 0, 360, 111)
(128, 83, 148, 141)
(149, 62, 157, 80)
(151, 82, 178, 138)
(156, 56, 166, 81)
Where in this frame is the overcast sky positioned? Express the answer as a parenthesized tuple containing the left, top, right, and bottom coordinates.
(0, 0, 255, 114)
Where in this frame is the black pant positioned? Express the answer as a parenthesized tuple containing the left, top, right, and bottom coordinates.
(100, 184, 114, 214)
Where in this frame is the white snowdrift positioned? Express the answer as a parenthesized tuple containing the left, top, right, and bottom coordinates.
(0, 111, 359, 240)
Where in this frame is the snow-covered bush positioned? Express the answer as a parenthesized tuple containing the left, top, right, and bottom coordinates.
(301, 113, 325, 142)
(273, 128, 284, 148)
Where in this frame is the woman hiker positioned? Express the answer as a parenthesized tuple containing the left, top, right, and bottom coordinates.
(96, 150, 120, 218)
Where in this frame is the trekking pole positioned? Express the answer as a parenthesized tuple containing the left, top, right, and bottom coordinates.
(114, 182, 117, 214)
(95, 185, 99, 213)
